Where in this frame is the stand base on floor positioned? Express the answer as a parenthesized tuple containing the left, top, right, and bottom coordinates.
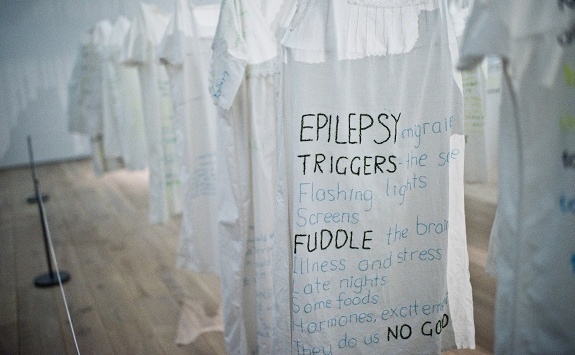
(34, 271, 71, 288)
(27, 193, 49, 204)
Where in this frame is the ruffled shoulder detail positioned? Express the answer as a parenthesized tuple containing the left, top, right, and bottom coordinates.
(282, 0, 438, 63)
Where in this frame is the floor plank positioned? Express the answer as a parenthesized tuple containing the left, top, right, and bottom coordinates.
(0, 159, 496, 354)
(0, 169, 19, 354)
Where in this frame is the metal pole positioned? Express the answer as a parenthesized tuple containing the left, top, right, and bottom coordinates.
(28, 136, 55, 278)
(26, 136, 48, 204)
(27, 136, 70, 287)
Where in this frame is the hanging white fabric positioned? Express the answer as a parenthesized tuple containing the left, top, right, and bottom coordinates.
(98, 20, 125, 171)
(461, 66, 488, 183)
(209, 0, 291, 353)
(68, 35, 97, 137)
(275, 0, 475, 353)
(121, 2, 182, 224)
(158, 0, 221, 274)
(104, 16, 148, 171)
(458, 1, 575, 353)
(449, 0, 498, 184)
(68, 20, 125, 176)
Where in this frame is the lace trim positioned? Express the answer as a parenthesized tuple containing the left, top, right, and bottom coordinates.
(347, 0, 430, 7)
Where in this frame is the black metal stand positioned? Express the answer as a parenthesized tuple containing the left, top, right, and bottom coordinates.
(26, 193, 49, 205)
(35, 271, 71, 288)
(27, 136, 71, 288)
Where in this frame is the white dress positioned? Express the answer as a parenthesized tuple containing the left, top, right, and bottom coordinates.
(209, 0, 289, 353)
(68, 33, 99, 138)
(158, 0, 221, 273)
(275, 0, 475, 353)
(459, 1, 575, 353)
(122, 3, 182, 224)
(98, 20, 124, 173)
(68, 20, 124, 176)
(104, 16, 148, 171)
(449, 0, 501, 184)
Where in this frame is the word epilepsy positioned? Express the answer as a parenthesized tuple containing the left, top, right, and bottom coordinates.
(297, 112, 400, 176)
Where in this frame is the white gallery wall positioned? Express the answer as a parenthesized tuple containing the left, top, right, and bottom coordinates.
(0, 0, 173, 168)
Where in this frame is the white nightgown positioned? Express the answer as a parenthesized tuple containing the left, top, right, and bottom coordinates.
(121, 3, 182, 224)
(158, 0, 221, 273)
(209, 0, 289, 353)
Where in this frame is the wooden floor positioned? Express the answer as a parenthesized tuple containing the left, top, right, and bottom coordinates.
(0, 159, 496, 354)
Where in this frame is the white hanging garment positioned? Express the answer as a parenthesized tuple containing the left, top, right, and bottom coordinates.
(122, 3, 182, 224)
(483, 56, 502, 184)
(98, 20, 125, 172)
(458, 1, 575, 353)
(158, 0, 221, 274)
(461, 66, 487, 183)
(69, 20, 124, 176)
(105, 16, 148, 171)
(68, 38, 93, 136)
(93, 19, 125, 175)
(209, 0, 289, 353)
(449, 0, 496, 183)
(275, 0, 475, 353)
